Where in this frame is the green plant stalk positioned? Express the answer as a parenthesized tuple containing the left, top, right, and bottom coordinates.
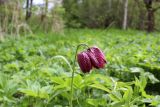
(70, 44, 89, 107)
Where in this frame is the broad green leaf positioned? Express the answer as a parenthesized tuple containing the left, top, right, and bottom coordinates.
(73, 75, 84, 89)
(123, 86, 133, 102)
(130, 67, 144, 73)
(51, 77, 65, 85)
(89, 84, 111, 93)
(109, 92, 122, 102)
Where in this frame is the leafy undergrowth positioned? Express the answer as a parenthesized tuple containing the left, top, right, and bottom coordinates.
(0, 29, 160, 107)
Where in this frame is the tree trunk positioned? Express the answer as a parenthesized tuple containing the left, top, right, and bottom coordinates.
(147, 9, 154, 32)
(108, 0, 112, 9)
(45, 0, 48, 14)
(29, 0, 33, 18)
(144, 0, 155, 32)
(26, 0, 32, 21)
(123, 0, 128, 30)
(26, 0, 30, 20)
(41, 0, 48, 22)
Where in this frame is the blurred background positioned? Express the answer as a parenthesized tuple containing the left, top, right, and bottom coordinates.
(0, 0, 160, 38)
(0, 0, 160, 107)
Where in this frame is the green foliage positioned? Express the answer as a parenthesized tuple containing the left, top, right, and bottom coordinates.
(0, 29, 160, 106)
(63, 0, 148, 29)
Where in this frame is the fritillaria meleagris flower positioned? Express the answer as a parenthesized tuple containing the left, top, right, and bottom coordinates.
(77, 46, 106, 73)
(77, 51, 92, 73)
(87, 46, 107, 69)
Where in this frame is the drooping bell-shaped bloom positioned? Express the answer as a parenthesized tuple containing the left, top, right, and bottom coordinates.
(87, 46, 107, 68)
(77, 51, 92, 73)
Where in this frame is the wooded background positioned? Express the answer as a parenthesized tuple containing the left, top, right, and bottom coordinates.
(0, 0, 160, 37)
(0, 1, 160, 106)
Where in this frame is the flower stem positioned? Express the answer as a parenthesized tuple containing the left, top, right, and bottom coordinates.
(70, 44, 89, 107)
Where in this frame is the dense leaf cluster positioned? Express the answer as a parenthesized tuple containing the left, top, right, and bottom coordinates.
(0, 29, 160, 106)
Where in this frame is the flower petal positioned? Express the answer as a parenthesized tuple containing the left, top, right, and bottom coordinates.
(86, 50, 100, 68)
(88, 46, 107, 68)
(77, 51, 92, 73)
